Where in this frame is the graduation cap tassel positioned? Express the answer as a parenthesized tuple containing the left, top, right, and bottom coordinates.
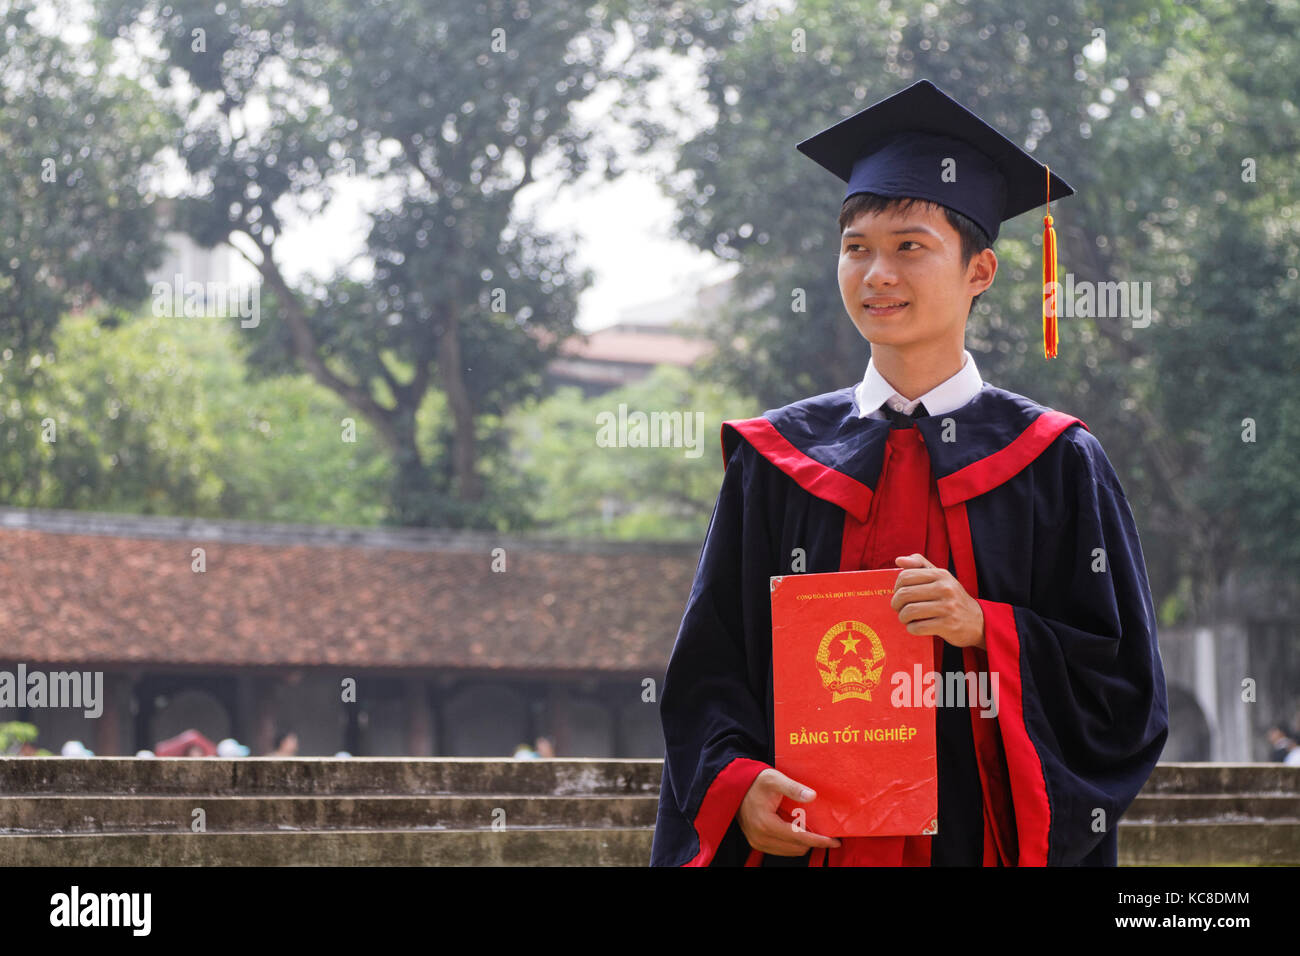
(1042, 164, 1059, 359)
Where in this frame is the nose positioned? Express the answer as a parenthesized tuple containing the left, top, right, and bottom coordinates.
(862, 252, 898, 290)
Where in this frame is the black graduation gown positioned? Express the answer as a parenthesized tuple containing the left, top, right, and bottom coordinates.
(649, 381, 1169, 866)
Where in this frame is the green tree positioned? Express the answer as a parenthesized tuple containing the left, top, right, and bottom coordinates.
(0, 0, 170, 358)
(93, 0, 667, 528)
(6, 309, 392, 523)
(508, 364, 755, 539)
(0, 0, 172, 501)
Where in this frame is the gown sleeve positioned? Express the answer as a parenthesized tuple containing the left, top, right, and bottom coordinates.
(649, 437, 776, 866)
(975, 428, 1169, 865)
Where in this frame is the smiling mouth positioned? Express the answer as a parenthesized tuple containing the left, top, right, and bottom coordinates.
(864, 301, 909, 314)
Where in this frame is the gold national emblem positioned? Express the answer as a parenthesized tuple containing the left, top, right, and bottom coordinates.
(816, 621, 885, 703)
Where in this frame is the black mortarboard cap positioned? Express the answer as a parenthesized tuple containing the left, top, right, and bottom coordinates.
(796, 79, 1075, 357)
(796, 79, 1073, 241)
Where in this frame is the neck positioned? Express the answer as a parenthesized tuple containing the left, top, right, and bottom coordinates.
(870, 341, 965, 402)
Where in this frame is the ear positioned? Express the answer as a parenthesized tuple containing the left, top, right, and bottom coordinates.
(967, 247, 997, 298)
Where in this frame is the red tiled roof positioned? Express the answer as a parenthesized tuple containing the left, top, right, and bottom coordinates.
(0, 524, 699, 673)
(557, 329, 713, 366)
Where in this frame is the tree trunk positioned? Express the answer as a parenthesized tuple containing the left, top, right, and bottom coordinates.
(436, 313, 482, 502)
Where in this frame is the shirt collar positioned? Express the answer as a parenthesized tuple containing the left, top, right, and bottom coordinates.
(854, 349, 984, 419)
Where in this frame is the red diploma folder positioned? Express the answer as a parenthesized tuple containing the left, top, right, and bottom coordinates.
(770, 568, 937, 837)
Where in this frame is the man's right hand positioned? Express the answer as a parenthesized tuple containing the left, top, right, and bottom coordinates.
(738, 767, 842, 856)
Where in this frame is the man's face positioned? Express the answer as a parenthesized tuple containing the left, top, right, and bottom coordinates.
(837, 201, 995, 351)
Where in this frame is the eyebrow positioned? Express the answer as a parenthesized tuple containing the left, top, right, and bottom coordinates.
(842, 225, 941, 238)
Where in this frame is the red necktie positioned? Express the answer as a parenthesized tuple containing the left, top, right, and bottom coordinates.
(811, 420, 949, 866)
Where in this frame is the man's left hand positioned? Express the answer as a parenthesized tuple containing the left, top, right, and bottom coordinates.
(891, 553, 986, 650)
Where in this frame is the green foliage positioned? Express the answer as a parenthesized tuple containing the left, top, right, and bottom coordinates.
(1, 309, 392, 524)
(0, 721, 51, 755)
(0, 0, 172, 362)
(91, 0, 661, 526)
(507, 364, 757, 539)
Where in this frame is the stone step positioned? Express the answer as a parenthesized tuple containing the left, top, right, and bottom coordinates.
(2, 759, 1293, 866)
(0, 827, 656, 866)
(1125, 793, 1300, 823)
(0, 794, 659, 833)
(5, 759, 1295, 797)
(0, 757, 662, 796)
(1117, 821, 1300, 866)
(1, 822, 1287, 866)
(6, 793, 1289, 835)
(1142, 763, 1300, 795)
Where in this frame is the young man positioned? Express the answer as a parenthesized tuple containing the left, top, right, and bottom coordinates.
(650, 80, 1169, 867)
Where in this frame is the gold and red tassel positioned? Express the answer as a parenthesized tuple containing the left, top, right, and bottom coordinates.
(1042, 164, 1059, 359)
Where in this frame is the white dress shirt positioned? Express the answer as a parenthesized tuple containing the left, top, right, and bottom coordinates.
(854, 349, 986, 420)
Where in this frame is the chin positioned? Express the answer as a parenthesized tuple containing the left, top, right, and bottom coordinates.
(854, 319, 911, 345)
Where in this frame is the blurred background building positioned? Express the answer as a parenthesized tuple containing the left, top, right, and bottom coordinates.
(0, 507, 691, 757)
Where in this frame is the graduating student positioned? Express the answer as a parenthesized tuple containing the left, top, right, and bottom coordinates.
(650, 79, 1169, 867)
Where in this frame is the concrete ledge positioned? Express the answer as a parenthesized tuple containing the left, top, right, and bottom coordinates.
(0, 828, 656, 866)
(1143, 763, 1300, 794)
(0, 757, 663, 796)
(3, 759, 1294, 866)
(0, 794, 658, 833)
(1126, 794, 1300, 823)
(1118, 822, 1300, 866)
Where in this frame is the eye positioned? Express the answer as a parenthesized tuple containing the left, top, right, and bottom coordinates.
(900, 240, 922, 250)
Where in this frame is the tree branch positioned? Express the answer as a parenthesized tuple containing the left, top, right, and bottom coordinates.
(232, 231, 407, 455)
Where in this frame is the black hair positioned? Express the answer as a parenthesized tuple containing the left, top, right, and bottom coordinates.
(838, 192, 993, 311)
